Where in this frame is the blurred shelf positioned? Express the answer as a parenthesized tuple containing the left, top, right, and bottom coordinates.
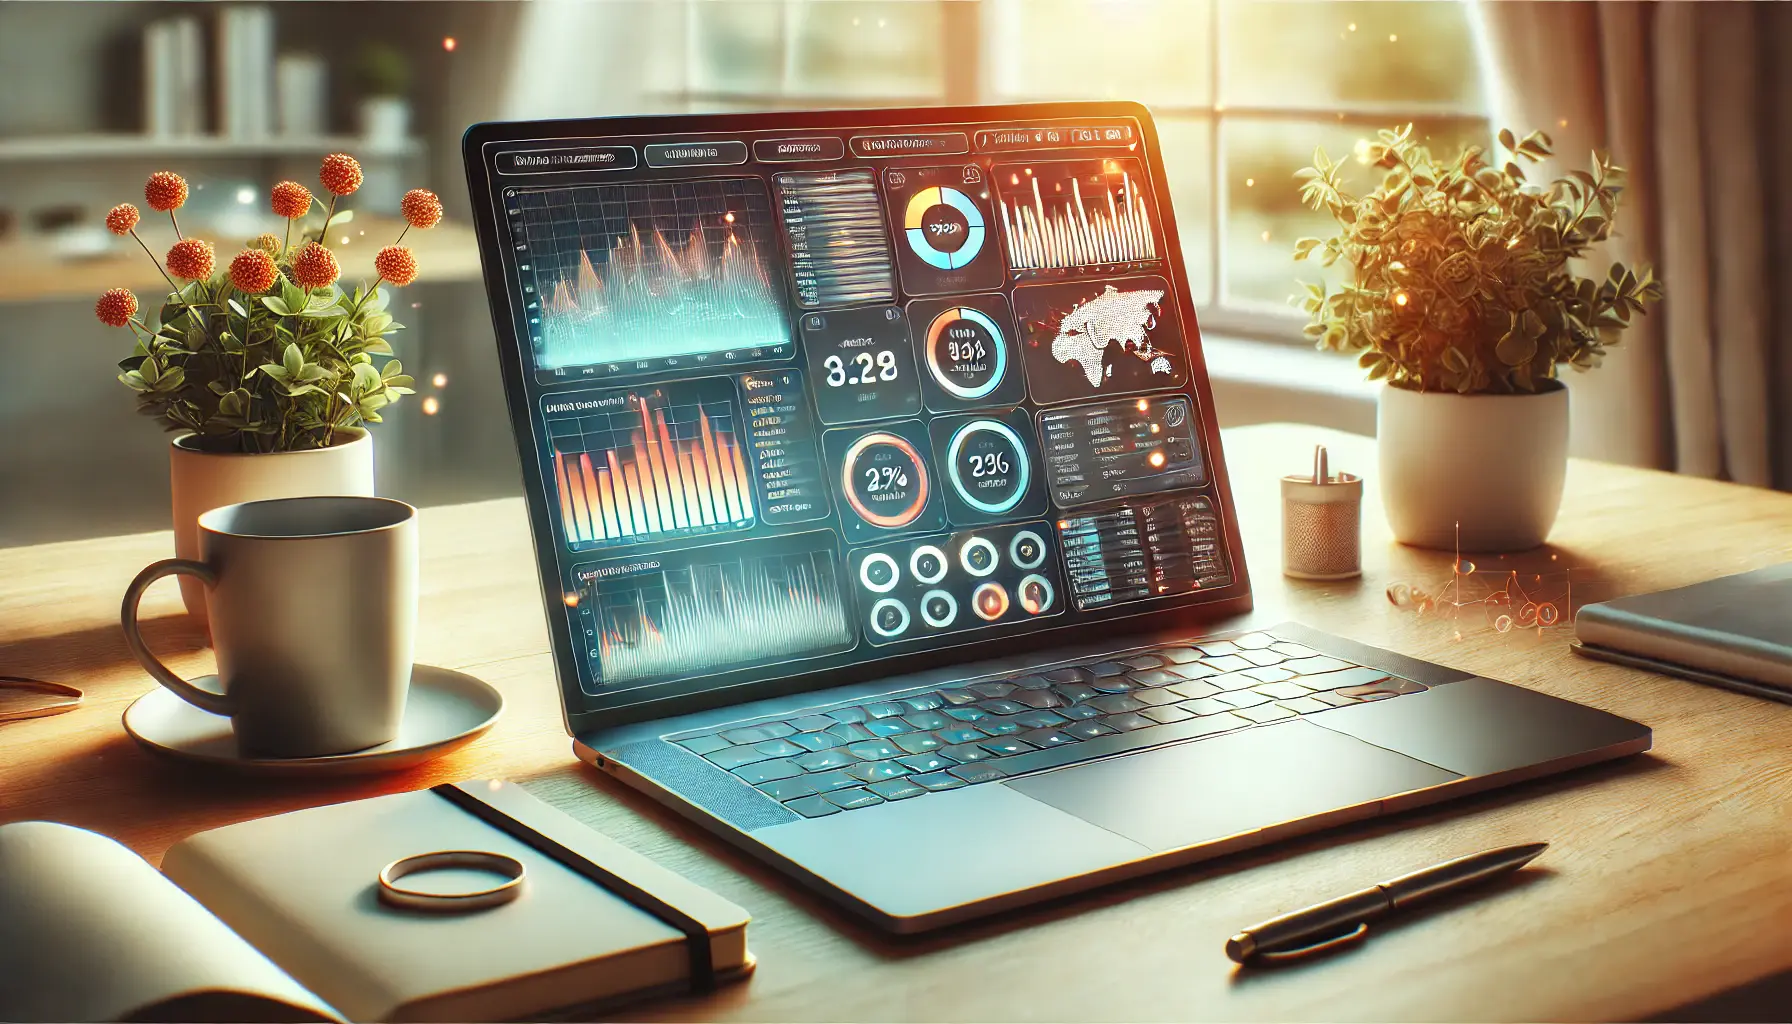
(0, 134, 424, 163)
(0, 216, 482, 303)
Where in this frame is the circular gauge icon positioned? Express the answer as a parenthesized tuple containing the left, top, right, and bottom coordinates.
(904, 186, 986, 270)
(971, 581, 1010, 621)
(959, 536, 999, 577)
(869, 597, 911, 639)
(1009, 529, 1047, 570)
(909, 544, 948, 585)
(1018, 573, 1055, 615)
(946, 419, 1031, 515)
(919, 589, 958, 628)
(924, 306, 1007, 400)
(841, 431, 929, 529)
(859, 552, 900, 594)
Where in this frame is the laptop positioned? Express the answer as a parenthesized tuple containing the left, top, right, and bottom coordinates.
(461, 102, 1651, 933)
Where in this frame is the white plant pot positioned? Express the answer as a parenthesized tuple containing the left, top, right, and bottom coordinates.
(168, 429, 376, 620)
(359, 95, 410, 141)
(1377, 381, 1569, 552)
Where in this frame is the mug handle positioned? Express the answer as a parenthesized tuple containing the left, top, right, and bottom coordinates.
(121, 559, 233, 716)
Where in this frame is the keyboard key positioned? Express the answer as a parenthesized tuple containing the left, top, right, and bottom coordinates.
(1012, 709, 1069, 730)
(1104, 712, 1157, 731)
(902, 693, 945, 712)
(1254, 680, 1313, 700)
(1063, 719, 1117, 740)
(1087, 661, 1129, 678)
(1166, 663, 1218, 681)
(1209, 671, 1262, 692)
(823, 788, 886, 810)
(1181, 697, 1236, 716)
(722, 722, 795, 745)
(1201, 655, 1252, 673)
(1019, 728, 1078, 747)
(894, 732, 943, 754)
(1167, 679, 1220, 700)
(1044, 667, 1094, 683)
(1313, 691, 1364, 707)
(936, 726, 984, 744)
(1235, 632, 1278, 649)
(1242, 666, 1295, 684)
(977, 719, 1023, 736)
(1300, 667, 1392, 691)
(1122, 654, 1165, 670)
(848, 760, 910, 783)
(678, 733, 732, 756)
(759, 777, 816, 801)
(1058, 703, 1104, 721)
(1010, 689, 1064, 709)
(1282, 656, 1351, 675)
(1275, 696, 1333, 715)
(1158, 646, 1203, 664)
(784, 733, 828, 752)
(1196, 640, 1240, 656)
(1132, 688, 1182, 707)
(944, 706, 989, 722)
(791, 715, 836, 733)
(869, 778, 927, 801)
(1088, 676, 1138, 693)
(1011, 674, 1055, 690)
(784, 795, 841, 818)
(1217, 690, 1272, 709)
(979, 737, 1035, 757)
(826, 722, 874, 744)
(979, 699, 1028, 715)
(1089, 693, 1147, 714)
(866, 701, 907, 719)
(846, 740, 902, 761)
(1338, 677, 1428, 698)
(794, 749, 855, 771)
(938, 688, 980, 706)
(826, 707, 868, 724)
(1240, 649, 1288, 668)
(971, 681, 1016, 698)
(805, 769, 862, 793)
(1236, 703, 1297, 724)
(1141, 704, 1195, 724)
(948, 762, 1008, 784)
(1053, 682, 1100, 703)
(911, 771, 967, 791)
(941, 742, 993, 762)
(1271, 642, 1319, 659)
(707, 744, 776, 770)
(903, 711, 950, 731)
(865, 719, 914, 738)
(736, 758, 803, 784)
(1128, 669, 1180, 687)
(899, 752, 954, 773)
(754, 738, 803, 758)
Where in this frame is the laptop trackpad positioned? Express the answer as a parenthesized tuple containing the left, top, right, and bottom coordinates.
(1006, 720, 1459, 852)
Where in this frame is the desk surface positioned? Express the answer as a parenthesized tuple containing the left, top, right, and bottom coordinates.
(4, 423, 1790, 1022)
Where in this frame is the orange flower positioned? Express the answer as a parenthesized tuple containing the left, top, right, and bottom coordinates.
(106, 203, 141, 236)
(290, 241, 340, 289)
(374, 245, 419, 287)
(250, 232, 282, 255)
(145, 171, 189, 212)
(165, 238, 215, 280)
(318, 153, 363, 197)
(229, 248, 279, 293)
(270, 180, 313, 219)
(95, 288, 139, 328)
(400, 189, 443, 230)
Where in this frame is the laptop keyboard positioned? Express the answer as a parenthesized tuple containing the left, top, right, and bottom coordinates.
(669, 631, 1426, 819)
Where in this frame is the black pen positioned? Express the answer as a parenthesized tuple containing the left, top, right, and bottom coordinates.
(1226, 842, 1548, 965)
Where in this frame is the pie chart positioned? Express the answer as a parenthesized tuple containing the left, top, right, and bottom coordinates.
(904, 186, 986, 270)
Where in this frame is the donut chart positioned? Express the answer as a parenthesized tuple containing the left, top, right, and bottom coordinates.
(924, 306, 1008, 400)
(945, 419, 1031, 516)
(840, 431, 930, 530)
(904, 186, 986, 270)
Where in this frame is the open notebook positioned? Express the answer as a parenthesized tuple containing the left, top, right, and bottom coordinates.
(0, 781, 752, 1022)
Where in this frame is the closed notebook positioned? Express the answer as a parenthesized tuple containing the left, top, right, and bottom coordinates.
(1575, 562, 1792, 692)
(0, 781, 752, 1022)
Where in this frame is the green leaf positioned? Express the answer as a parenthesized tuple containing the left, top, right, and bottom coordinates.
(261, 295, 294, 316)
(282, 342, 303, 378)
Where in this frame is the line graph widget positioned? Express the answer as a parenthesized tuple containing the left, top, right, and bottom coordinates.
(995, 158, 1161, 273)
(907, 293, 1027, 411)
(508, 178, 793, 381)
(569, 532, 856, 691)
(544, 379, 755, 551)
(882, 165, 1004, 296)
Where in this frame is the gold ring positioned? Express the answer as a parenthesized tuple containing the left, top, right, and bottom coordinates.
(377, 850, 526, 913)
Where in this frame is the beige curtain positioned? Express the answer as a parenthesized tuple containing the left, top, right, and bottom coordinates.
(1476, 1, 1777, 486)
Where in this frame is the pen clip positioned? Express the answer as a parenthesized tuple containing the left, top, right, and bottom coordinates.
(1250, 920, 1370, 965)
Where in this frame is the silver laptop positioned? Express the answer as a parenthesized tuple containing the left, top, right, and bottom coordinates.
(462, 102, 1650, 933)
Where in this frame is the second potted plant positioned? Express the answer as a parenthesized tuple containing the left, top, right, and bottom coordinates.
(1295, 125, 1662, 552)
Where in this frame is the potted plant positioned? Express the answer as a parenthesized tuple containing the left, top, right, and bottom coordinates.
(1294, 125, 1662, 552)
(95, 153, 442, 618)
(355, 42, 412, 142)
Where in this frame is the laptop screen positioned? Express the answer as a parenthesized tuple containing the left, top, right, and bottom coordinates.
(464, 103, 1250, 725)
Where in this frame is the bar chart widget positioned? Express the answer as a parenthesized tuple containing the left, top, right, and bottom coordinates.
(995, 157, 1161, 274)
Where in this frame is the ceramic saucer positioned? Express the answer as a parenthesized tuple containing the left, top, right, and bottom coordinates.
(123, 665, 503, 777)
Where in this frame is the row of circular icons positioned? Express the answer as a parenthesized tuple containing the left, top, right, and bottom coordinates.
(857, 528, 1050, 594)
(867, 573, 1056, 638)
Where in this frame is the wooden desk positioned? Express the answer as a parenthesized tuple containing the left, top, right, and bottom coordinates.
(5, 423, 1791, 1022)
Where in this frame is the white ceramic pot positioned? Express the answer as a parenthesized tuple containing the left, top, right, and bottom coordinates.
(359, 96, 411, 141)
(1377, 381, 1569, 552)
(169, 429, 376, 620)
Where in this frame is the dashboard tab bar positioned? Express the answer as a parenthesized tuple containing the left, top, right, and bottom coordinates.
(975, 124, 1136, 152)
(754, 136, 847, 162)
(849, 132, 971, 158)
(644, 140, 750, 168)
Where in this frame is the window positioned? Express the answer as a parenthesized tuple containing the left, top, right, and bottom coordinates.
(659, 0, 1488, 342)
